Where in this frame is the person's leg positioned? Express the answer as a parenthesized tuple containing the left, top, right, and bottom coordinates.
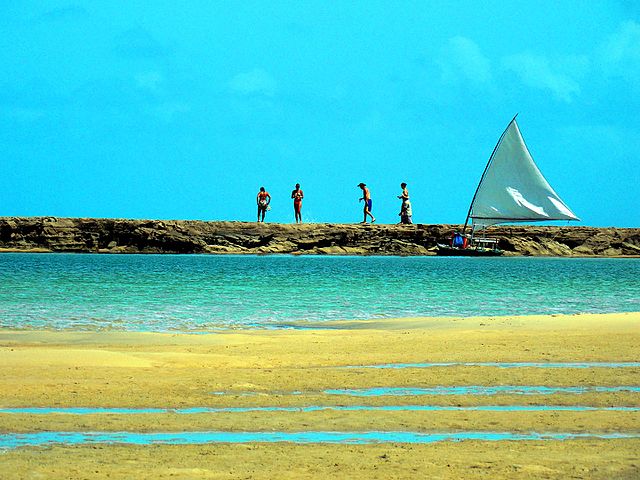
(295, 203, 301, 223)
(362, 200, 370, 222)
(363, 210, 375, 223)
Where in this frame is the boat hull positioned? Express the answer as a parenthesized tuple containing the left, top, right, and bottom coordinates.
(435, 244, 503, 257)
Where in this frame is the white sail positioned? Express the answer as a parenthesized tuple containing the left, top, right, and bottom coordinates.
(470, 118, 579, 231)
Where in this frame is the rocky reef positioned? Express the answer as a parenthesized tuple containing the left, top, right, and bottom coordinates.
(0, 217, 639, 256)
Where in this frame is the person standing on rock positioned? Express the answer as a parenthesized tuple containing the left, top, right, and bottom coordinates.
(358, 183, 376, 224)
(257, 187, 271, 222)
(291, 183, 304, 223)
(398, 182, 412, 224)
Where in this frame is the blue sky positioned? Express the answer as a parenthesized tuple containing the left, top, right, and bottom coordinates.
(1, 1, 638, 226)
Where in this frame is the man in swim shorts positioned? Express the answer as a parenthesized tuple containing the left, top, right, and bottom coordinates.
(256, 186, 271, 222)
(358, 183, 376, 223)
(291, 183, 304, 223)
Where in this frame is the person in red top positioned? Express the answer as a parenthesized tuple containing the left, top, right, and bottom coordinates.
(256, 187, 271, 222)
(291, 183, 304, 223)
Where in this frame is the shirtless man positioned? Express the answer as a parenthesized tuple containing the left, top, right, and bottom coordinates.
(256, 186, 271, 222)
(358, 183, 376, 223)
(291, 183, 304, 223)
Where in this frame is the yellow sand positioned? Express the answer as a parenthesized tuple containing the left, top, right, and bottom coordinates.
(1, 312, 639, 479)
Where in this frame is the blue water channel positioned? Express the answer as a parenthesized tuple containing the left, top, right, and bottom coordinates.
(2, 431, 639, 449)
(205, 386, 640, 396)
(343, 362, 640, 369)
(323, 386, 640, 396)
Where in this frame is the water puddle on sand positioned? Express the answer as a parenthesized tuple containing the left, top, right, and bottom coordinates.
(207, 385, 640, 397)
(343, 362, 640, 369)
(1, 431, 639, 449)
(324, 386, 640, 396)
(1, 405, 640, 415)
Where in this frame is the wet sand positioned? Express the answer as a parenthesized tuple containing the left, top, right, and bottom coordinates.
(1, 312, 639, 479)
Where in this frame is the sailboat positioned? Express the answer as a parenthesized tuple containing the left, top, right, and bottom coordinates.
(437, 115, 579, 256)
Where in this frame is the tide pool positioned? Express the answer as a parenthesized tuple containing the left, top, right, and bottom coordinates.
(1, 254, 639, 331)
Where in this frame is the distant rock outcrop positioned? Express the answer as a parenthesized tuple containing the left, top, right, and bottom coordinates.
(0, 217, 639, 256)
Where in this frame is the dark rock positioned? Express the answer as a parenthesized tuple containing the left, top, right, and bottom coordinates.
(0, 217, 638, 256)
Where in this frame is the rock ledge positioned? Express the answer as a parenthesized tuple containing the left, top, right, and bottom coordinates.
(0, 217, 638, 256)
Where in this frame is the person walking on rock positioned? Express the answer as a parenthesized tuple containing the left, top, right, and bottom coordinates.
(256, 187, 271, 222)
(398, 182, 412, 224)
(358, 183, 376, 224)
(291, 183, 304, 223)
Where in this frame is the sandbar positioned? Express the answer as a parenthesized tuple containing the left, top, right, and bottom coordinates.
(1, 312, 639, 479)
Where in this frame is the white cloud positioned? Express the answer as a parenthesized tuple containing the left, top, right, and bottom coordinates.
(135, 71, 163, 94)
(502, 53, 581, 103)
(599, 20, 640, 82)
(439, 36, 492, 84)
(602, 21, 640, 64)
(560, 55, 591, 78)
(229, 68, 277, 97)
(115, 27, 170, 59)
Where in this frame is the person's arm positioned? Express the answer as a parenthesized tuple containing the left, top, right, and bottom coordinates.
(300, 190, 304, 199)
(257, 193, 260, 205)
(266, 193, 271, 204)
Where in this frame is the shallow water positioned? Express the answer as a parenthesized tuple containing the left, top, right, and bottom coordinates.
(344, 362, 640, 369)
(1, 254, 639, 331)
(1, 431, 639, 449)
(324, 386, 640, 396)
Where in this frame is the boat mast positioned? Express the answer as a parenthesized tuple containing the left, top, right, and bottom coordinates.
(462, 114, 518, 234)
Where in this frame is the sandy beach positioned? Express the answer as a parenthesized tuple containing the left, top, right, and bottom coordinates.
(1, 312, 639, 479)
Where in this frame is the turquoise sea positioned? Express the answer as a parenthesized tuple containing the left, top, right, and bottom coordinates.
(0, 253, 638, 331)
